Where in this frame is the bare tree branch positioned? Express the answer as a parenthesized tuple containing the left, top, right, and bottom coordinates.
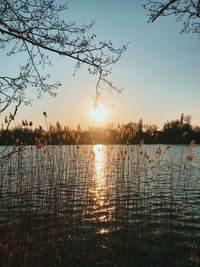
(143, 0, 200, 35)
(0, 0, 127, 116)
(147, 0, 178, 22)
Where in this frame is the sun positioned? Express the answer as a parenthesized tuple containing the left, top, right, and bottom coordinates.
(90, 104, 108, 123)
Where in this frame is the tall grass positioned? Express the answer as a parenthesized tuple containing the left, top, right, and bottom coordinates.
(0, 143, 200, 266)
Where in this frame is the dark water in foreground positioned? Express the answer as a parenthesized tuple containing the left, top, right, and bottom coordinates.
(0, 144, 200, 266)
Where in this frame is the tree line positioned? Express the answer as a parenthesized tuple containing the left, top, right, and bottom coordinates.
(0, 114, 200, 145)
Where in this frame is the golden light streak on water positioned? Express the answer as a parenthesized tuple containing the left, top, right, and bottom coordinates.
(87, 144, 115, 234)
(93, 144, 105, 188)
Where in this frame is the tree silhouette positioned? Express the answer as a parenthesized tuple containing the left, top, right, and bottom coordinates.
(0, 0, 127, 116)
(1, 114, 200, 145)
(143, 0, 200, 35)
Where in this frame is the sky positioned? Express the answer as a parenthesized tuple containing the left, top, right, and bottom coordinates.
(1, 0, 200, 129)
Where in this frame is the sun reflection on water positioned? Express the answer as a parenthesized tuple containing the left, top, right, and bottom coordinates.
(93, 144, 106, 188)
(87, 144, 114, 234)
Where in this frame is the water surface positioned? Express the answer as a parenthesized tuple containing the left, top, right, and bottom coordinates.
(0, 144, 200, 266)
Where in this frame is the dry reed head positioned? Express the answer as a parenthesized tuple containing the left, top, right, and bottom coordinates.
(187, 155, 193, 161)
(156, 145, 161, 155)
(43, 111, 47, 117)
(140, 139, 144, 146)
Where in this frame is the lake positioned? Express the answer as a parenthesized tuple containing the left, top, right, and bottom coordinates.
(0, 144, 200, 266)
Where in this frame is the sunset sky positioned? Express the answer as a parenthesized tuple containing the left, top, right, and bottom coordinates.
(2, 0, 200, 129)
